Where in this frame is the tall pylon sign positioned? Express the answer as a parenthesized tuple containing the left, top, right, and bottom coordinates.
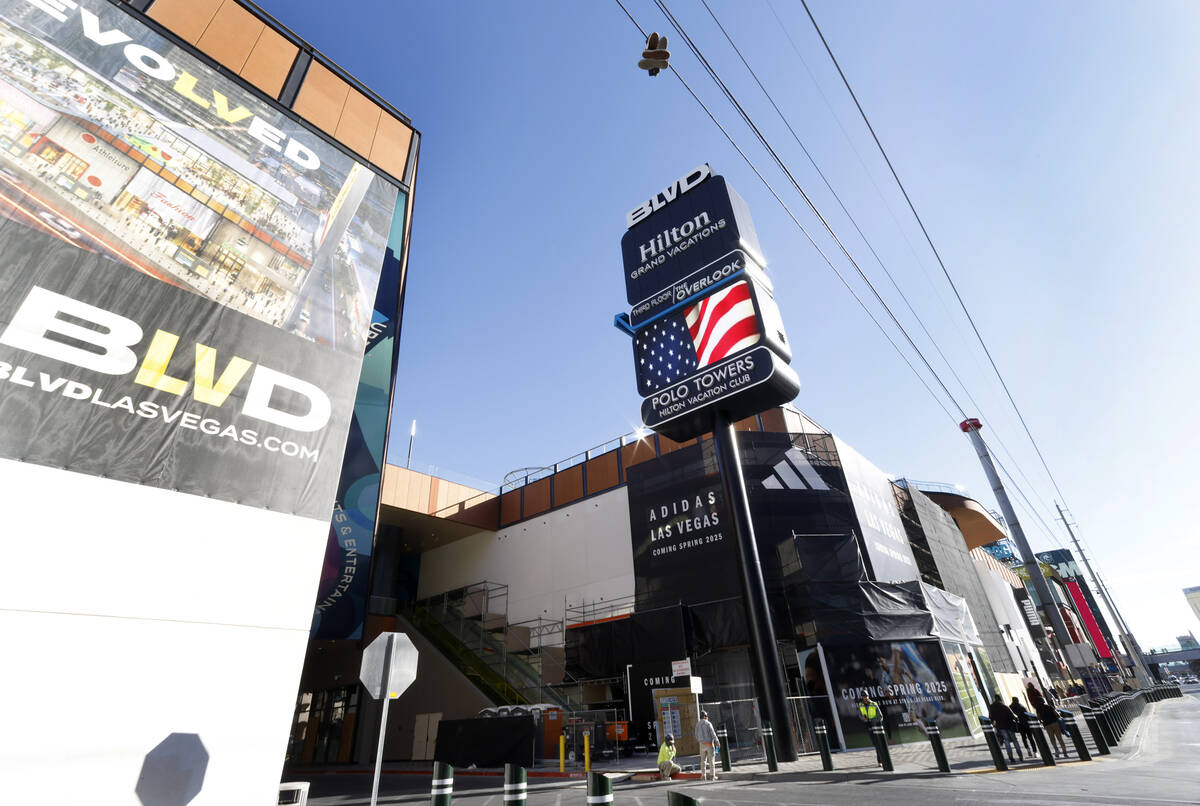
(616, 165, 799, 441)
(613, 165, 801, 761)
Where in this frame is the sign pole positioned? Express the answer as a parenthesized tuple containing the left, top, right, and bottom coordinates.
(369, 633, 395, 806)
(710, 409, 798, 762)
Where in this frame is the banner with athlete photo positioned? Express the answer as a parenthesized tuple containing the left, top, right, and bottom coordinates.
(822, 640, 970, 749)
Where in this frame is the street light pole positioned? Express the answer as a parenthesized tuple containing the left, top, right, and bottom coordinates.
(959, 419, 1080, 686)
(407, 419, 416, 469)
(1055, 501, 1153, 685)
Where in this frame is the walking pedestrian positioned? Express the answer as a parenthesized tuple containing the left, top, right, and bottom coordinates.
(657, 734, 681, 780)
(695, 711, 719, 781)
(1026, 682, 1046, 710)
(988, 695, 1023, 763)
(1036, 701, 1068, 758)
(1010, 697, 1036, 754)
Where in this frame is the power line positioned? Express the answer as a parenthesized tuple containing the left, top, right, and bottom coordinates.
(798, 0, 1075, 514)
(617, 0, 1070, 561)
(698, 0, 1060, 542)
(651, 0, 968, 418)
(610, 0, 957, 422)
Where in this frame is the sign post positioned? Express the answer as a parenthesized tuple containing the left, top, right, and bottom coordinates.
(614, 165, 800, 761)
(360, 632, 419, 806)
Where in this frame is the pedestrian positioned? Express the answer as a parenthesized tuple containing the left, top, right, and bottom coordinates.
(1026, 682, 1046, 710)
(695, 711, 719, 781)
(857, 691, 882, 726)
(1035, 701, 1068, 759)
(1010, 697, 1036, 754)
(657, 734, 680, 781)
(857, 691, 885, 766)
(988, 695, 1023, 763)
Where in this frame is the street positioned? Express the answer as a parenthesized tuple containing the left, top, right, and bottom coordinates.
(303, 687, 1200, 805)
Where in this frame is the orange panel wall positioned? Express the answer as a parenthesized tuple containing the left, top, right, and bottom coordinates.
(585, 452, 620, 495)
(553, 465, 584, 508)
(523, 478, 552, 518)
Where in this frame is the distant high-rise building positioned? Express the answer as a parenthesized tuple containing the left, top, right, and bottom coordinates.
(1185, 586, 1200, 625)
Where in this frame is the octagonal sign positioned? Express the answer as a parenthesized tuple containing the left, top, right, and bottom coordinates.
(360, 632, 419, 700)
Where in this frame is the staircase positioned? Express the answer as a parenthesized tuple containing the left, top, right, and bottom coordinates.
(405, 581, 578, 710)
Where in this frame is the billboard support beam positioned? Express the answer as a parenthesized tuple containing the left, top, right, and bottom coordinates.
(711, 409, 798, 762)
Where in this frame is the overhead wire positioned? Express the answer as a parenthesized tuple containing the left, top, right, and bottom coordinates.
(615, 0, 1072, 559)
(697, 0, 1058, 531)
(612, 0, 959, 423)
(649, 0, 969, 419)
(798, 0, 1076, 516)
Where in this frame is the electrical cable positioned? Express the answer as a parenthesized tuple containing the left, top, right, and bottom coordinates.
(698, 0, 1059, 536)
(798, 0, 1075, 514)
(652, 0, 968, 419)
(618, 0, 1070, 560)
(611, 0, 958, 423)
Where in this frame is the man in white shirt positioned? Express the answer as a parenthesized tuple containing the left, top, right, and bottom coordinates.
(695, 711, 720, 781)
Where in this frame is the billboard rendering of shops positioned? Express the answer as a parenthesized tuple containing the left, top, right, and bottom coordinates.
(0, 1, 416, 803)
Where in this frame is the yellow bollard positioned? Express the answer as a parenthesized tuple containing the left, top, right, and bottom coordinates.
(584, 731, 591, 772)
(559, 734, 566, 773)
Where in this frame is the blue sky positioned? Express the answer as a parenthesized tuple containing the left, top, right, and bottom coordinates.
(258, 1, 1200, 649)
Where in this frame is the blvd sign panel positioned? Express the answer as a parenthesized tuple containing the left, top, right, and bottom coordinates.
(621, 167, 764, 307)
(616, 166, 798, 441)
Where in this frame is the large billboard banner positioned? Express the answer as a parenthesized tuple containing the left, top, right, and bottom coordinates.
(822, 640, 970, 749)
(833, 436, 920, 584)
(0, 0, 409, 802)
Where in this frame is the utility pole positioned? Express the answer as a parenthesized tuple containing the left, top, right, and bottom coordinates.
(1054, 500, 1154, 685)
(959, 419, 1080, 686)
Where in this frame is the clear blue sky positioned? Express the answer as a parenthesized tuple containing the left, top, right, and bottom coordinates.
(257, 0, 1200, 650)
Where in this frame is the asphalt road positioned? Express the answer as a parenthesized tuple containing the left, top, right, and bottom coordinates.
(304, 686, 1200, 806)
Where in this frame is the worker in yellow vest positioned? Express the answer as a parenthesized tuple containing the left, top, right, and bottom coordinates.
(858, 692, 882, 725)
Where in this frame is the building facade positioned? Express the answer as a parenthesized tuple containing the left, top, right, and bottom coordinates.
(0, 1, 417, 802)
(315, 405, 1086, 765)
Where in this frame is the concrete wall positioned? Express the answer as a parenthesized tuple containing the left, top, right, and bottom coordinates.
(0, 459, 326, 806)
(417, 487, 634, 624)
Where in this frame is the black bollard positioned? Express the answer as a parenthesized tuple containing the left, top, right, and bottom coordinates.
(1093, 700, 1116, 747)
(430, 761, 454, 806)
(717, 727, 732, 773)
(1029, 719, 1056, 766)
(667, 792, 701, 806)
(814, 719, 834, 771)
(586, 771, 612, 806)
(979, 717, 1009, 772)
(1079, 705, 1110, 755)
(925, 719, 951, 773)
(503, 763, 526, 806)
(762, 722, 779, 772)
(1104, 700, 1123, 743)
(1058, 711, 1091, 762)
(869, 723, 893, 772)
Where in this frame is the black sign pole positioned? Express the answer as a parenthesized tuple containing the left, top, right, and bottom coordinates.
(710, 408, 798, 762)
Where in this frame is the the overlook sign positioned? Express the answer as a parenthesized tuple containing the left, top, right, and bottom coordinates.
(616, 166, 798, 442)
